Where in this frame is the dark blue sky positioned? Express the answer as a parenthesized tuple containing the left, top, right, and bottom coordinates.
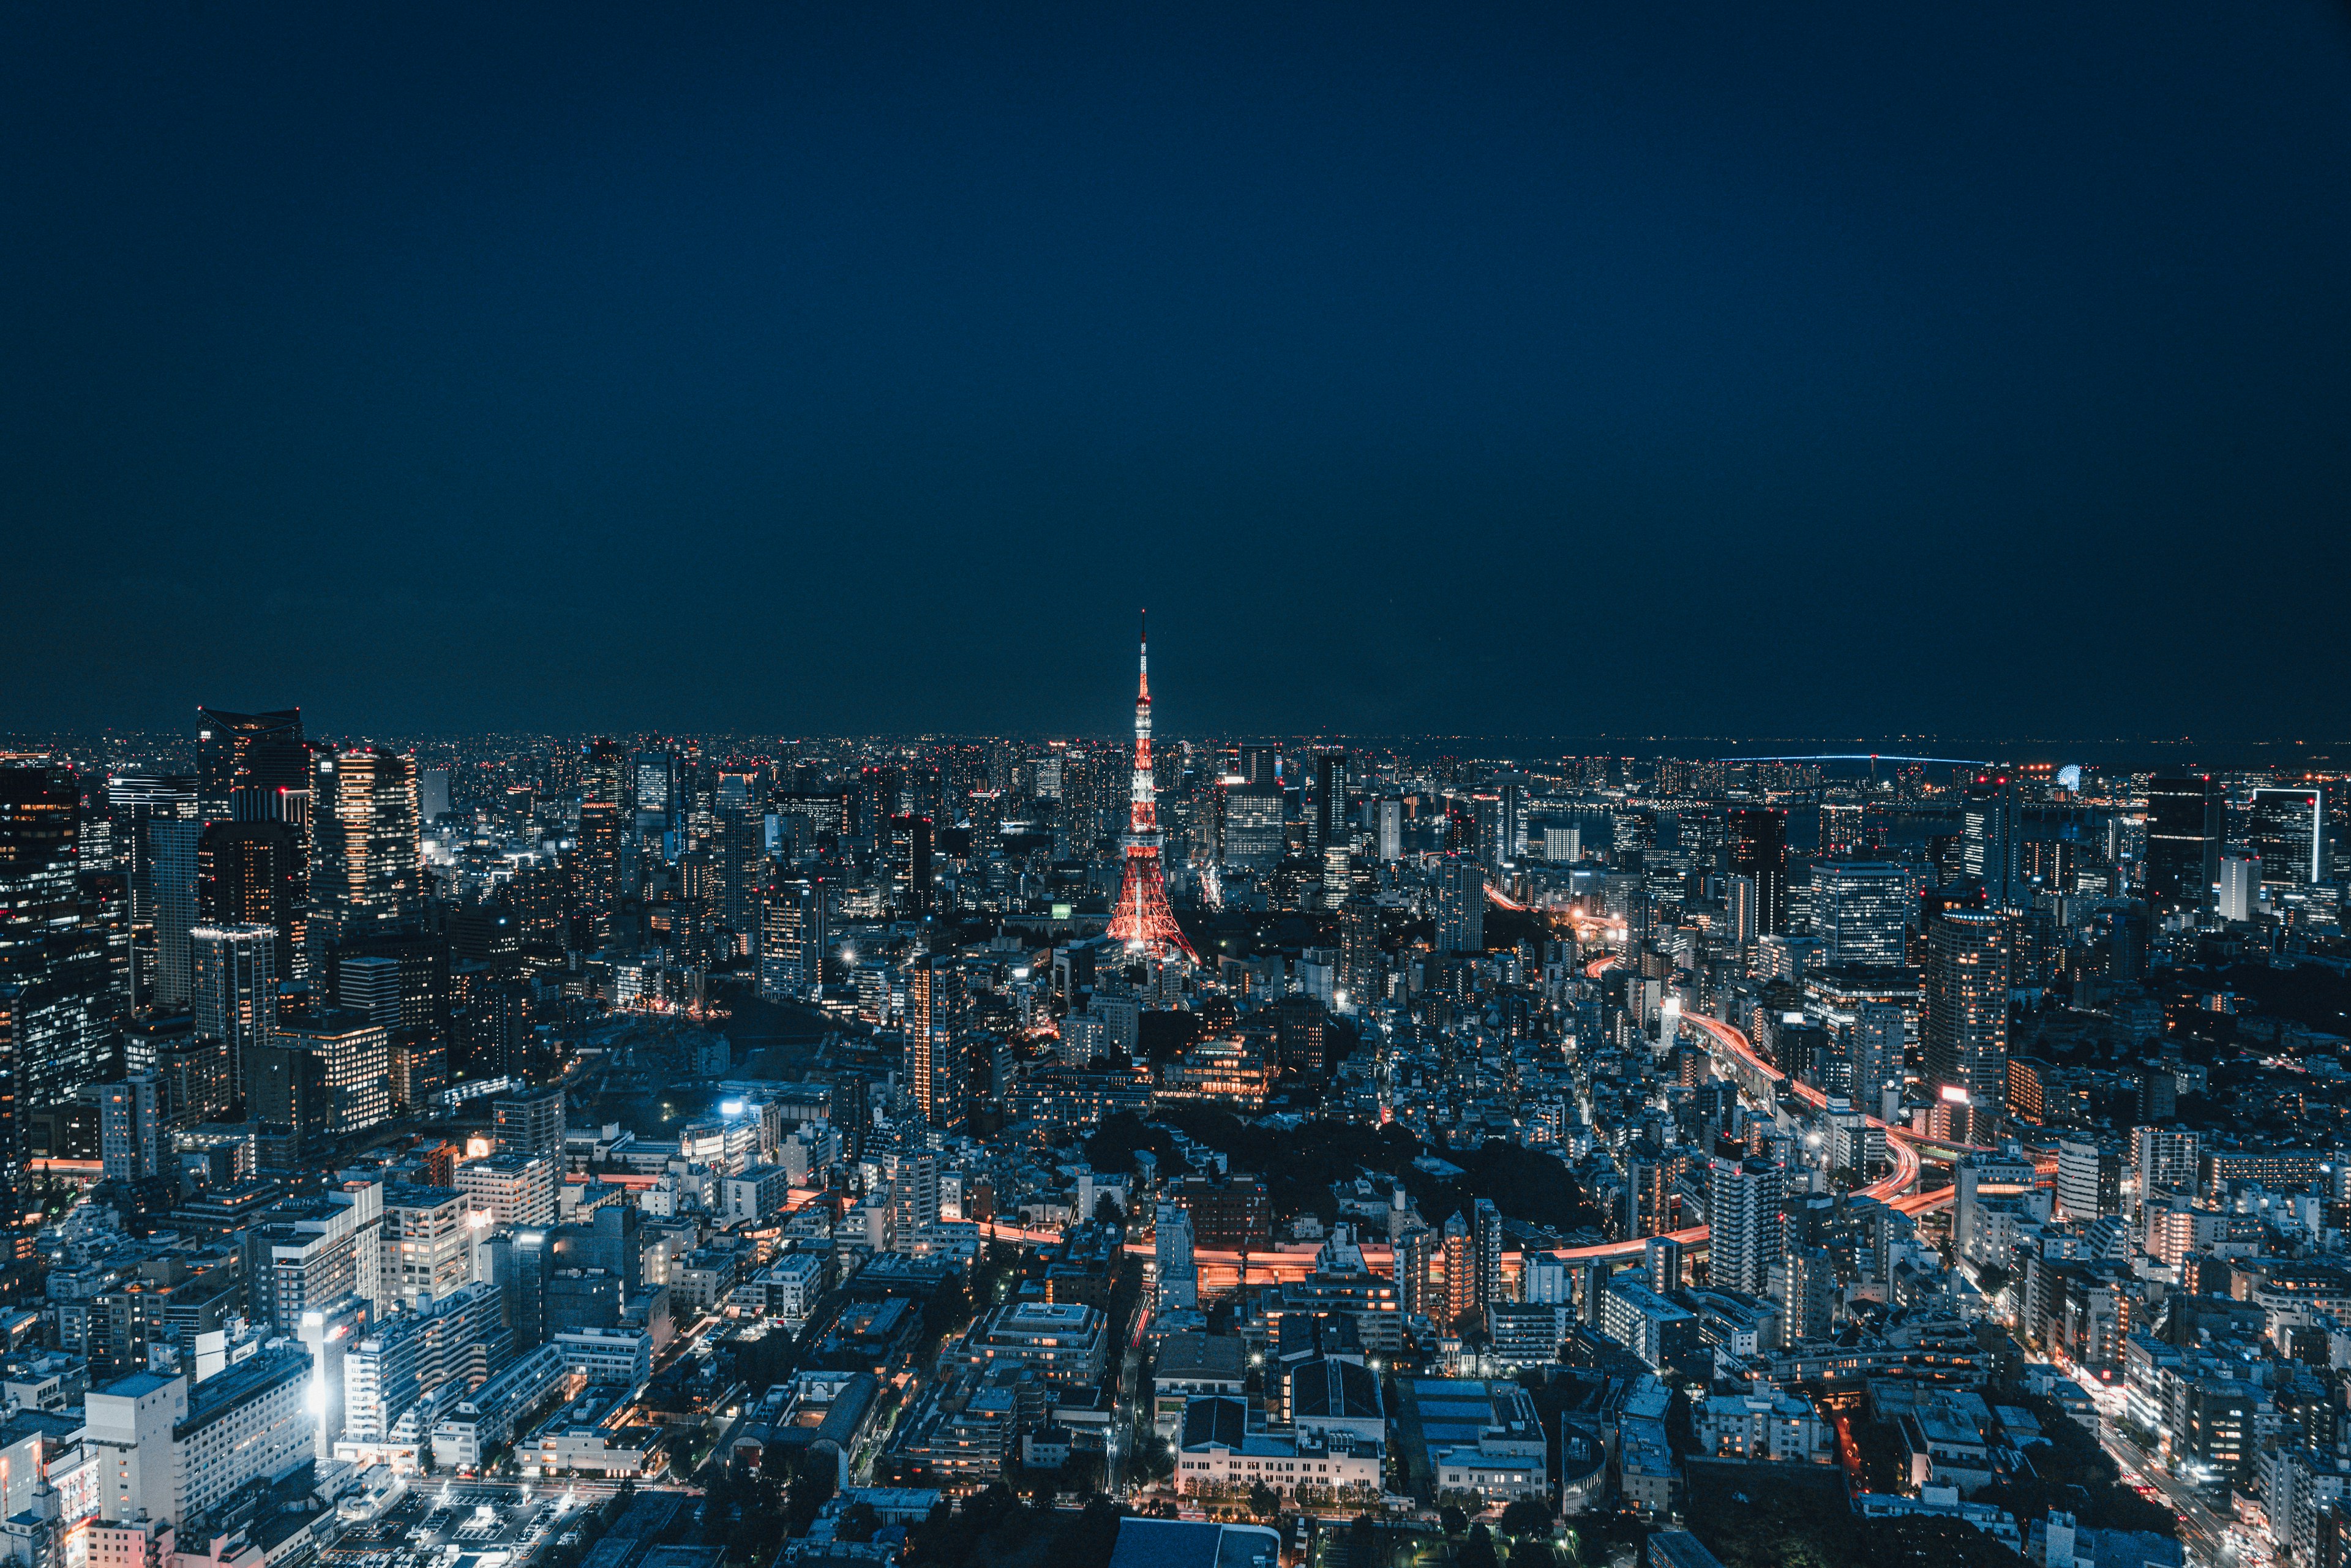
(5, 3, 2348, 743)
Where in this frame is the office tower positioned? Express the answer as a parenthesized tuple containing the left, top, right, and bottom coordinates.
(1377, 798, 1404, 862)
(148, 817, 201, 1008)
(416, 767, 454, 827)
(1728, 808, 1788, 936)
(110, 773, 198, 1009)
(198, 807, 306, 981)
(1237, 746, 1279, 789)
(1435, 853, 1485, 953)
(1471, 794, 1505, 871)
(759, 876, 827, 1001)
(2249, 787, 2327, 888)
(1473, 1197, 1505, 1304)
(1778, 1246, 1834, 1347)
(574, 799, 624, 931)
(1155, 1202, 1198, 1310)
(1, 767, 126, 1155)
(1313, 752, 1349, 853)
(1820, 801, 1867, 858)
(337, 955, 401, 1028)
(1727, 873, 1757, 949)
(1221, 783, 1284, 865)
(1815, 862, 1907, 969)
(1844, 1001, 1903, 1107)
(907, 956, 967, 1128)
(493, 1083, 566, 1158)
(580, 738, 629, 811)
(100, 1074, 162, 1183)
(1707, 1157, 1785, 1295)
(2144, 773, 2222, 916)
(1107, 620, 1198, 960)
(196, 708, 306, 822)
(1542, 825, 1580, 863)
(1960, 776, 2020, 901)
(2216, 856, 2260, 923)
(192, 923, 277, 1095)
(885, 814, 934, 918)
(312, 748, 422, 938)
(263, 1010, 391, 1144)
(1924, 909, 2011, 1140)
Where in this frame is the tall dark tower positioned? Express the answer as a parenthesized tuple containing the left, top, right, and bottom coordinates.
(2145, 773, 2222, 916)
(1106, 616, 1198, 962)
(1729, 807, 1788, 936)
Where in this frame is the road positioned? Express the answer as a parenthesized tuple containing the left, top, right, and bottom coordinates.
(2102, 1427, 2233, 1566)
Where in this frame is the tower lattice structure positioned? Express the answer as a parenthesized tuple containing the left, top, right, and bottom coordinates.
(1106, 617, 1199, 962)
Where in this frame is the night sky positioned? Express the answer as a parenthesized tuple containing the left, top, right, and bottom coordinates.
(5, 4, 2349, 745)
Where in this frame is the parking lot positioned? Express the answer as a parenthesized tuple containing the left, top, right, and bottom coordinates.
(324, 1485, 591, 1568)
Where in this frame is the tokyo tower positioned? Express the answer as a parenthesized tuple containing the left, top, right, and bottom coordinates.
(1106, 614, 1199, 962)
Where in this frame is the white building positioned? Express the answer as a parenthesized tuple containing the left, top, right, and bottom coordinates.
(556, 1327, 652, 1390)
(456, 1153, 557, 1229)
(724, 1165, 792, 1227)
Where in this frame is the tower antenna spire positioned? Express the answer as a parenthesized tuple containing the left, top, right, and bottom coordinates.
(1106, 613, 1196, 962)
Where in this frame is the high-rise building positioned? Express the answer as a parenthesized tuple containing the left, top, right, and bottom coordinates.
(1, 767, 128, 1153)
(1815, 862, 1907, 969)
(258, 1010, 391, 1149)
(100, 1074, 162, 1184)
(109, 772, 197, 1010)
(1924, 909, 2011, 1140)
(1960, 776, 2020, 901)
(192, 923, 277, 1097)
(1435, 853, 1485, 954)
(1439, 1211, 1475, 1330)
(1377, 798, 1404, 862)
(759, 876, 827, 1001)
(149, 817, 201, 1008)
(198, 811, 306, 980)
(885, 814, 934, 918)
(2217, 855, 2260, 923)
(907, 956, 967, 1129)
(2249, 786, 2327, 889)
(1728, 809, 1788, 937)
(1155, 1202, 1198, 1310)
(312, 748, 422, 939)
(2144, 773, 2221, 917)
(2055, 1139, 2121, 1222)
(1707, 1157, 1784, 1296)
(1106, 620, 1198, 961)
(492, 1082, 566, 1158)
(1473, 1197, 1505, 1305)
(1313, 752, 1349, 853)
(196, 708, 307, 822)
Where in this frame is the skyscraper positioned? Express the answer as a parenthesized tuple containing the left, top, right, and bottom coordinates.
(108, 772, 197, 1010)
(1, 767, 126, 1158)
(759, 877, 828, 1001)
(1815, 862, 1907, 969)
(1728, 808, 1788, 937)
(1707, 1157, 1784, 1296)
(198, 810, 306, 981)
(1106, 618, 1198, 961)
(149, 817, 201, 1008)
(1313, 752, 1349, 854)
(195, 708, 306, 823)
(2144, 773, 2221, 916)
(1924, 909, 2011, 1140)
(1960, 775, 2020, 901)
(2248, 786, 2327, 889)
(312, 749, 422, 939)
(907, 956, 966, 1128)
(1435, 853, 1485, 954)
(192, 923, 277, 1097)
(1473, 1197, 1505, 1305)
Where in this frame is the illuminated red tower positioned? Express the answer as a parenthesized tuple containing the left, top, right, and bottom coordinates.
(1106, 615, 1198, 962)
